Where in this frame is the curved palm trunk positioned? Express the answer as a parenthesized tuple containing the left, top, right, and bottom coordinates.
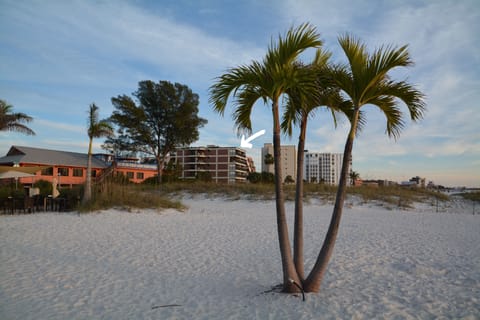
(303, 108, 360, 293)
(272, 102, 301, 293)
(83, 138, 93, 203)
(293, 115, 307, 280)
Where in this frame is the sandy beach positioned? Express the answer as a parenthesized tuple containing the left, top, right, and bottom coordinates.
(1, 196, 479, 319)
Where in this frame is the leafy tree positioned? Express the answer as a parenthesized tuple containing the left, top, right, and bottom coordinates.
(302, 34, 425, 292)
(0, 99, 35, 135)
(83, 103, 113, 203)
(264, 153, 274, 165)
(107, 80, 207, 183)
(247, 172, 262, 183)
(261, 171, 275, 183)
(284, 175, 295, 184)
(210, 23, 322, 292)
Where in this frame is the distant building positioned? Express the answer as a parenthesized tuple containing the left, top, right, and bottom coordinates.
(171, 146, 252, 184)
(401, 176, 426, 188)
(261, 143, 296, 180)
(303, 152, 351, 185)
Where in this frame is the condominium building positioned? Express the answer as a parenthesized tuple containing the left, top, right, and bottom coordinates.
(261, 143, 296, 181)
(304, 152, 351, 185)
(172, 146, 252, 184)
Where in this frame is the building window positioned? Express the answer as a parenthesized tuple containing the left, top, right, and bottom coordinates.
(73, 168, 83, 177)
(41, 167, 53, 176)
(126, 172, 134, 179)
(58, 167, 69, 176)
(136, 172, 144, 180)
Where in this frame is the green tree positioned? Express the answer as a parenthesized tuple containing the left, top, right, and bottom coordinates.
(0, 99, 35, 135)
(210, 23, 322, 292)
(349, 170, 360, 185)
(281, 48, 350, 280)
(302, 34, 425, 292)
(264, 153, 274, 165)
(284, 175, 294, 184)
(247, 172, 262, 183)
(107, 80, 207, 183)
(83, 103, 113, 203)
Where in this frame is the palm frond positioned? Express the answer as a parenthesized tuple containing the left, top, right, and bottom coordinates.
(267, 22, 323, 67)
(380, 80, 426, 121)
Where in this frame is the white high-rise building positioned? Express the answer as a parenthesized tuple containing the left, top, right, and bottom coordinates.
(304, 152, 351, 185)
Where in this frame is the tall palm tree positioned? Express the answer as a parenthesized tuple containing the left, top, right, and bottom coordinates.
(83, 103, 113, 203)
(281, 48, 350, 280)
(303, 34, 425, 292)
(209, 23, 322, 292)
(0, 99, 35, 135)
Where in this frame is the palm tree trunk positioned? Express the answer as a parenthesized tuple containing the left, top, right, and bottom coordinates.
(272, 102, 301, 293)
(303, 108, 359, 293)
(293, 115, 307, 280)
(83, 138, 93, 203)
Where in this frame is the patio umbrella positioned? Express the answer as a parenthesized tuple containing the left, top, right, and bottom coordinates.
(0, 170, 35, 190)
(0, 165, 50, 175)
(0, 170, 35, 179)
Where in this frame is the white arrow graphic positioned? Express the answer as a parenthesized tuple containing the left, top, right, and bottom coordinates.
(240, 129, 266, 149)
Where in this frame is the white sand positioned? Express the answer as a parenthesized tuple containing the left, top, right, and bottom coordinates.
(1, 196, 479, 319)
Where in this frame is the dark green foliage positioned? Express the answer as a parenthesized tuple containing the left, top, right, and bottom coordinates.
(261, 172, 275, 183)
(264, 153, 274, 165)
(247, 172, 262, 183)
(59, 185, 83, 210)
(106, 80, 207, 182)
(33, 179, 53, 197)
(248, 172, 275, 184)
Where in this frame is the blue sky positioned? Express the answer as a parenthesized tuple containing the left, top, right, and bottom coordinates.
(1, 0, 479, 187)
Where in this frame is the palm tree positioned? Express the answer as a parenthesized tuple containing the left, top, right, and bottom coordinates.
(0, 100, 35, 135)
(281, 48, 350, 280)
(209, 23, 322, 292)
(349, 170, 360, 185)
(302, 34, 425, 292)
(83, 103, 113, 204)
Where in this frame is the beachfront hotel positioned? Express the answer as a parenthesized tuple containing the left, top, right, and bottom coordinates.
(171, 146, 253, 184)
(304, 152, 351, 185)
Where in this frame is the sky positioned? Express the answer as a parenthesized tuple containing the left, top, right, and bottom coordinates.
(0, 0, 479, 187)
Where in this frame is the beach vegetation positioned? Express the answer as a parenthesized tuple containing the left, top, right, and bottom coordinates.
(105, 80, 207, 184)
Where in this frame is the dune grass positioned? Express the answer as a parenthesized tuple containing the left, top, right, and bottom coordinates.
(78, 183, 184, 213)
(78, 180, 451, 212)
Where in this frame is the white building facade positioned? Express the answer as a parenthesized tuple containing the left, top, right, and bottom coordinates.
(304, 152, 351, 185)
